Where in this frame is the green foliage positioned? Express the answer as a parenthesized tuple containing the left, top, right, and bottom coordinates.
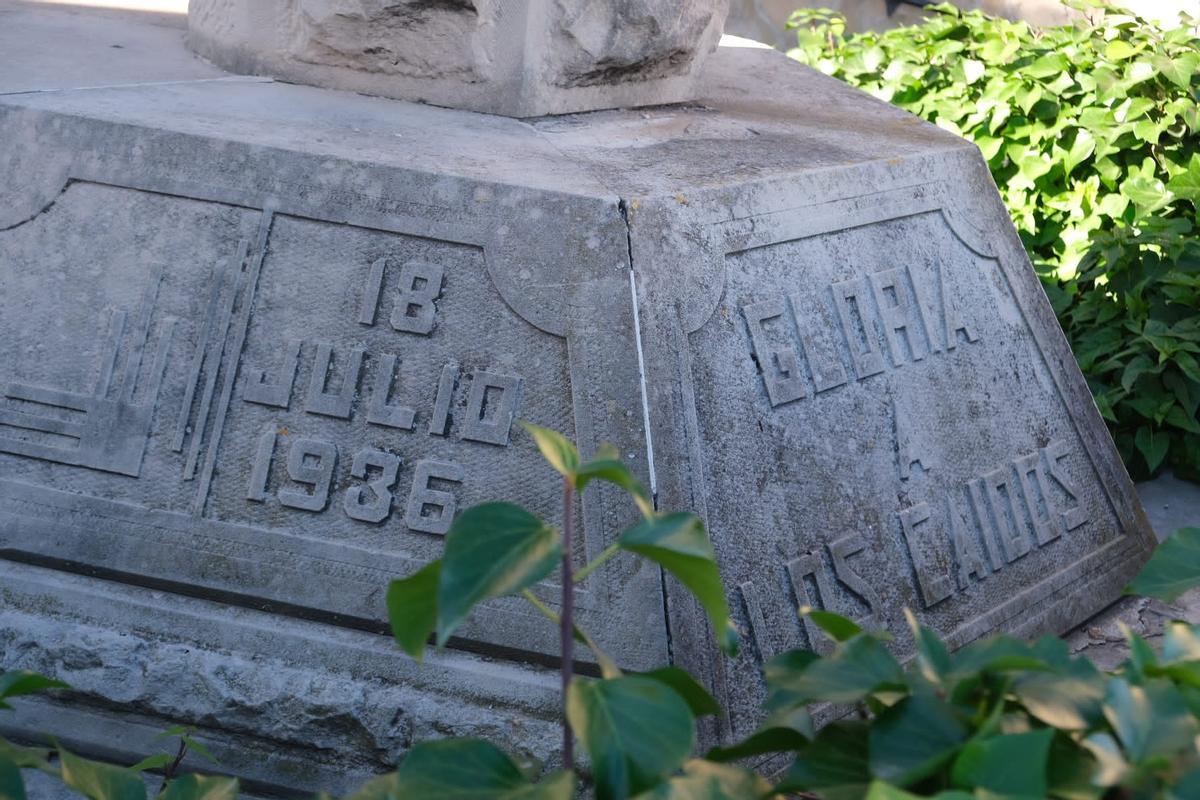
(567, 676, 695, 800)
(389, 739, 574, 799)
(158, 775, 239, 800)
(788, 2, 1200, 479)
(59, 749, 144, 800)
(752, 555, 1200, 799)
(618, 514, 738, 656)
(2, 425, 1197, 799)
(435, 502, 560, 646)
(0, 671, 68, 710)
(1126, 526, 1200, 600)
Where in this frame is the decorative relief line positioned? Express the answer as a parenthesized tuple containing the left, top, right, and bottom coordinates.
(173, 254, 233, 451)
(0, 263, 173, 478)
(183, 240, 248, 480)
(191, 208, 276, 516)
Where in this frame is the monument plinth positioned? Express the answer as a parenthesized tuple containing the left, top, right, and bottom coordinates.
(0, 1, 1155, 794)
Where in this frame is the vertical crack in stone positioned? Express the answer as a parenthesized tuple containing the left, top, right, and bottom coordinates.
(618, 197, 673, 665)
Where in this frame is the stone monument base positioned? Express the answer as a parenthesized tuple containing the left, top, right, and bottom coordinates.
(0, 2, 1153, 794)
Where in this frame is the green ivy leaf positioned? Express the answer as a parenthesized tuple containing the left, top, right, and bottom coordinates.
(387, 560, 440, 661)
(59, 749, 145, 800)
(158, 775, 239, 800)
(636, 760, 775, 800)
(1123, 175, 1173, 217)
(1104, 39, 1138, 60)
(0, 755, 25, 800)
(1154, 52, 1199, 89)
(704, 719, 810, 763)
(868, 693, 968, 786)
(0, 738, 51, 771)
(618, 514, 737, 655)
(949, 634, 1049, 677)
(1062, 129, 1096, 177)
(951, 729, 1054, 796)
(1162, 620, 1200, 663)
(127, 754, 172, 774)
(1125, 529, 1200, 601)
(779, 721, 871, 797)
(863, 782, 974, 800)
(1134, 426, 1170, 472)
(1166, 153, 1200, 203)
(436, 503, 560, 645)
(638, 668, 720, 717)
(1081, 732, 1129, 788)
(0, 671, 69, 707)
(905, 609, 952, 684)
(1103, 678, 1199, 762)
(393, 739, 574, 800)
(803, 610, 863, 643)
(574, 455, 654, 518)
(766, 634, 906, 706)
(567, 676, 694, 800)
(1013, 668, 1106, 730)
(520, 422, 579, 479)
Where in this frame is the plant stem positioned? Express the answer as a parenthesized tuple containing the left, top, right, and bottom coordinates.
(520, 589, 622, 680)
(521, 589, 559, 624)
(573, 541, 619, 584)
(560, 476, 575, 771)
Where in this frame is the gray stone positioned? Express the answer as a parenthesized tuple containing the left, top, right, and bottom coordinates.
(0, 3, 1155, 790)
(185, 0, 729, 117)
(0, 0, 220, 94)
(1137, 470, 1200, 542)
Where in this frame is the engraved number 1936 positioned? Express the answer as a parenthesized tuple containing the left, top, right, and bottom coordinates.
(245, 428, 462, 534)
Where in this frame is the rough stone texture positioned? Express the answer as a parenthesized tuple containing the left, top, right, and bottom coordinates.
(1068, 590, 1200, 672)
(0, 0, 220, 93)
(1138, 470, 1200, 542)
(0, 2, 1156, 791)
(185, 0, 729, 117)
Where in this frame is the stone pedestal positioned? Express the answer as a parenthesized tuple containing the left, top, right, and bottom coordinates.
(0, 4, 1155, 793)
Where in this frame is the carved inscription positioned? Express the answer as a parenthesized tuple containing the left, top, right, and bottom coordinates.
(358, 257, 445, 335)
(741, 534, 879, 658)
(744, 263, 978, 407)
(241, 343, 522, 441)
(740, 440, 1091, 658)
(898, 439, 1089, 608)
(236, 254, 524, 535)
(245, 427, 462, 534)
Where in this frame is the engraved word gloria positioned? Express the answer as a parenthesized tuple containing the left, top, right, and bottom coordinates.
(743, 262, 979, 407)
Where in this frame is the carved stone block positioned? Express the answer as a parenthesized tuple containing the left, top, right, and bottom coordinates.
(0, 26, 1154, 792)
(185, 0, 729, 117)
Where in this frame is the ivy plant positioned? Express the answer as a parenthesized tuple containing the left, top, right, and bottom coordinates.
(787, 2, 1200, 480)
(2, 427, 1199, 798)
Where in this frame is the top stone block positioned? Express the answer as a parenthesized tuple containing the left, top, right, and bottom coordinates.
(185, 0, 729, 117)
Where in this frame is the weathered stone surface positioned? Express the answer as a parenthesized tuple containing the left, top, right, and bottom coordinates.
(0, 6, 1156, 790)
(185, 0, 729, 117)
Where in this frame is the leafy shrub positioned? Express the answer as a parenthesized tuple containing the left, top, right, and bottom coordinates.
(2, 428, 1199, 798)
(787, 2, 1200, 480)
